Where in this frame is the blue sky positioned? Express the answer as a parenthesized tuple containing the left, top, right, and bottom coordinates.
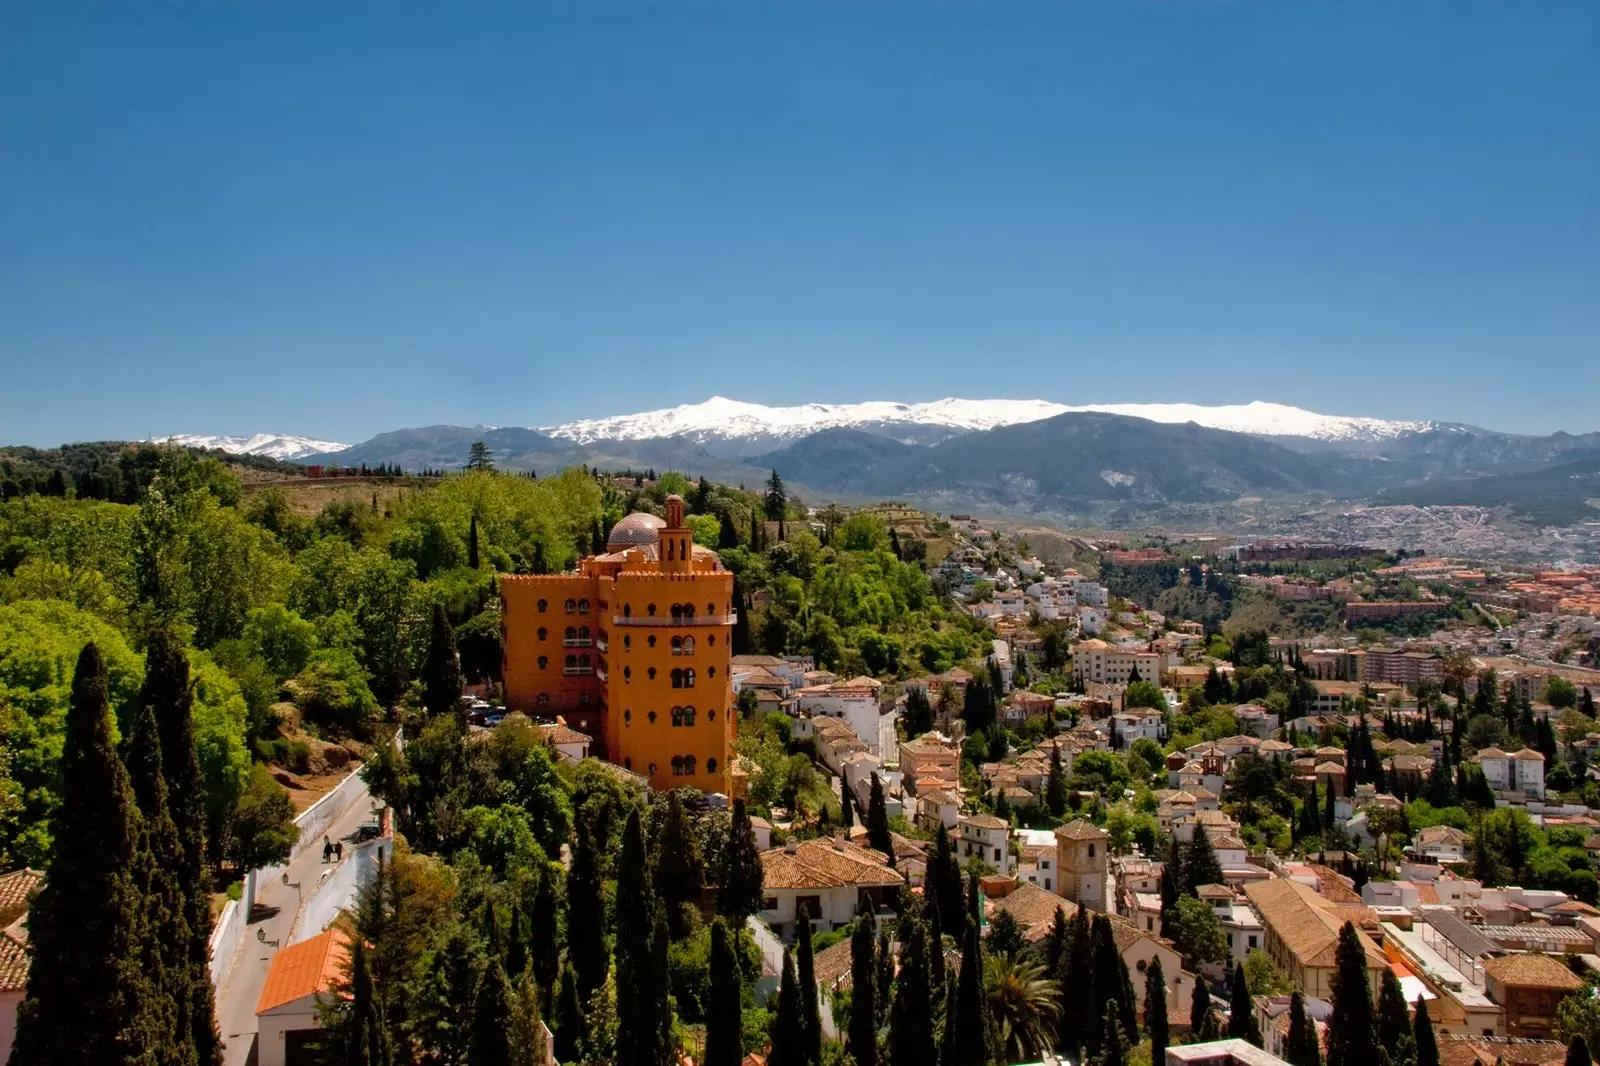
(2, 1, 1597, 446)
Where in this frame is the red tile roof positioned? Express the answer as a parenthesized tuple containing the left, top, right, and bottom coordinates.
(256, 928, 350, 1015)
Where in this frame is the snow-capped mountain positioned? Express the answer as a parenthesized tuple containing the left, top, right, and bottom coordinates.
(544, 395, 1440, 452)
(149, 433, 350, 461)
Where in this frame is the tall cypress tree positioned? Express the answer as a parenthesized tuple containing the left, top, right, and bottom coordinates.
(1570, 1039, 1593, 1066)
(346, 939, 392, 1066)
(1146, 958, 1169, 1066)
(704, 920, 744, 1066)
(552, 961, 584, 1065)
(614, 807, 675, 1066)
(1190, 975, 1211, 1041)
(653, 791, 705, 940)
(952, 922, 990, 1066)
(151, 628, 223, 1066)
(468, 511, 481, 570)
(1102, 1010, 1128, 1066)
(1326, 923, 1378, 1066)
(840, 774, 855, 830)
(795, 906, 823, 1066)
(939, 973, 959, 1066)
(719, 798, 765, 918)
(887, 902, 937, 1066)
(928, 822, 965, 938)
(875, 926, 894, 1030)
(10, 643, 161, 1066)
(1161, 837, 1183, 925)
(1058, 905, 1093, 1053)
(928, 901, 946, 989)
(1377, 969, 1412, 1050)
(1044, 907, 1069, 975)
(1413, 998, 1437, 1066)
(867, 773, 893, 860)
(569, 803, 610, 999)
(1229, 960, 1262, 1046)
(422, 602, 463, 720)
(771, 950, 804, 1066)
(849, 898, 879, 1066)
(469, 958, 515, 1066)
(1287, 990, 1321, 1066)
(1091, 914, 1137, 1045)
(528, 864, 562, 1012)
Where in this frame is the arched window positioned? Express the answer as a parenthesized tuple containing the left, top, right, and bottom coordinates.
(624, 757, 632, 770)
(648, 635, 657, 648)
(565, 598, 576, 613)
(623, 604, 632, 618)
(666, 540, 675, 562)
(580, 654, 590, 667)
(683, 707, 695, 726)
(624, 666, 631, 681)
(682, 636, 695, 655)
(671, 756, 684, 776)
(647, 603, 657, 617)
(671, 668, 683, 689)
(708, 666, 716, 678)
(671, 603, 683, 621)
(537, 693, 549, 706)
(707, 709, 716, 722)
(706, 757, 718, 775)
(706, 603, 715, 616)
(565, 655, 576, 668)
(685, 669, 695, 688)
(648, 711, 657, 724)
(537, 656, 548, 669)
(624, 710, 632, 725)
(565, 626, 576, 641)
(537, 599, 548, 612)
(579, 626, 590, 640)
(683, 755, 696, 776)
(538, 627, 547, 641)
(624, 634, 631, 649)
(648, 763, 657, 776)
(671, 636, 682, 654)
(578, 599, 589, 612)
(707, 634, 715, 646)
(648, 667, 657, 680)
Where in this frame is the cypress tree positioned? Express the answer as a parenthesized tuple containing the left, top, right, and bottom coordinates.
(1413, 998, 1438, 1066)
(469, 511, 481, 570)
(1047, 746, 1068, 817)
(1058, 905, 1093, 1053)
(849, 898, 879, 1066)
(867, 773, 893, 860)
(1326, 923, 1378, 1066)
(653, 791, 705, 940)
(1324, 777, 1337, 832)
(125, 639, 195, 1066)
(422, 602, 463, 720)
(1146, 958, 1169, 1066)
(771, 949, 804, 1066)
(940, 973, 959, 1066)
(347, 939, 392, 1066)
(1184, 827, 1224, 894)
(508, 969, 543, 1066)
(1044, 907, 1069, 975)
(1570, 1040, 1593, 1066)
(1377, 969, 1412, 1050)
(718, 798, 765, 919)
(704, 920, 744, 1066)
(1229, 959, 1262, 1046)
(1090, 914, 1136, 1045)
(1287, 990, 1321, 1066)
(875, 926, 894, 1029)
(928, 822, 965, 938)
(796, 906, 823, 1066)
(929, 899, 947, 988)
(505, 903, 527, 978)
(1162, 837, 1184, 924)
(529, 864, 562, 1012)
(151, 628, 223, 1066)
(1102, 1010, 1127, 1066)
(552, 961, 584, 1064)
(841, 773, 855, 830)
(569, 803, 610, 998)
(888, 903, 937, 1066)
(469, 958, 515, 1066)
(9, 644, 160, 1066)
(952, 922, 990, 1066)
(1190, 975, 1211, 1040)
(614, 806, 675, 1066)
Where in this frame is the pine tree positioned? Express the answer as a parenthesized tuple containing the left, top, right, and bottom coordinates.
(867, 773, 893, 861)
(1287, 991, 1321, 1066)
(888, 903, 937, 1066)
(718, 798, 766, 918)
(1229, 959, 1263, 1046)
(9, 644, 161, 1065)
(771, 949, 804, 1066)
(849, 898, 879, 1066)
(552, 961, 584, 1064)
(1190, 975, 1212, 1040)
(653, 791, 705, 940)
(952, 921, 990, 1066)
(614, 807, 675, 1066)
(151, 628, 223, 1066)
(705, 920, 744, 1066)
(1184, 827, 1224, 893)
(569, 803, 610, 999)
(1413, 998, 1437, 1066)
(1326, 923, 1378, 1066)
(796, 906, 823, 1066)
(1377, 969, 1412, 1050)
(422, 602, 463, 719)
(469, 958, 515, 1066)
(841, 773, 855, 830)
(1146, 958, 1169, 1066)
(124, 650, 193, 1066)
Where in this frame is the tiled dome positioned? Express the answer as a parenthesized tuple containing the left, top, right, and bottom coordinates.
(606, 512, 666, 550)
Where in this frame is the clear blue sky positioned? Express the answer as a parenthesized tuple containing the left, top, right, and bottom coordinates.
(3, 1, 1597, 446)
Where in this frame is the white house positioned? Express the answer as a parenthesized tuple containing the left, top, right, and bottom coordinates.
(535, 719, 592, 762)
(1476, 747, 1546, 800)
(796, 677, 887, 754)
(1111, 710, 1165, 748)
(758, 837, 906, 940)
(256, 928, 349, 1066)
(991, 640, 1014, 693)
(1412, 825, 1471, 863)
(958, 813, 1014, 876)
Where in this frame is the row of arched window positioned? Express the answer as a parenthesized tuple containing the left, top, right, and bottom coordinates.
(621, 756, 719, 777)
(622, 633, 716, 650)
(670, 636, 694, 655)
(534, 598, 591, 614)
(623, 707, 717, 726)
(618, 602, 726, 618)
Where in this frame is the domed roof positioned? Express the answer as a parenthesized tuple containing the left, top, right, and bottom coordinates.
(607, 512, 666, 550)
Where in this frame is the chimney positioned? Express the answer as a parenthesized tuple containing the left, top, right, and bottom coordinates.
(784, 838, 798, 854)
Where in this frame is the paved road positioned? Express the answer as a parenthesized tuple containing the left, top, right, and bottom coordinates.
(215, 781, 377, 1066)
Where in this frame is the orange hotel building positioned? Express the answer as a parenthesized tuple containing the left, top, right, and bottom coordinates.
(499, 495, 736, 793)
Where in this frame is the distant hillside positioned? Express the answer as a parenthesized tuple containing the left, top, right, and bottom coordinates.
(1381, 454, 1600, 525)
(1, 440, 302, 501)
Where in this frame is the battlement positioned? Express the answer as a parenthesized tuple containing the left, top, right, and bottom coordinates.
(499, 573, 589, 585)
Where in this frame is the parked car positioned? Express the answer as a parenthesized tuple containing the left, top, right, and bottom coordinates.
(485, 712, 505, 727)
(466, 710, 489, 727)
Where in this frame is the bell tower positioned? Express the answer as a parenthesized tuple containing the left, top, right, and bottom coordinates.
(660, 494, 692, 574)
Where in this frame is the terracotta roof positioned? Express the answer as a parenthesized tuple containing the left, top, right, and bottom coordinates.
(760, 839, 905, 891)
(1196, 883, 1233, 898)
(1416, 825, 1470, 846)
(961, 814, 1009, 831)
(0, 869, 43, 927)
(1242, 877, 1387, 971)
(257, 928, 349, 1015)
(1258, 740, 1294, 753)
(1307, 866, 1363, 904)
(1056, 819, 1109, 841)
(812, 938, 857, 991)
(1436, 1036, 1567, 1066)
(1482, 953, 1584, 990)
(537, 723, 591, 746)
(1552, 900, 1600, 916)
(1511, 748, 1546, 761)
(989, 882, 1077, 939)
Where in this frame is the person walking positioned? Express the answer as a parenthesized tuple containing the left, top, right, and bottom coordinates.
(335, 841, 344, 862)
(322, 836, 333, 863)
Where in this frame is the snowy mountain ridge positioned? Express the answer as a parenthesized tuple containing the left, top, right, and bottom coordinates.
(543, 396, 1439, 445)
(149, 433, 350, 461)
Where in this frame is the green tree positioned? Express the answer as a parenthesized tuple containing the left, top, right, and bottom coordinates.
(9, 644, 161, 1065)
(717, 798, 765, 919)
(704, 920, 744, 1066)
(614, 807, 675, 1066)
(1413, 997, 1438, 1066)
(765, 470, 788, 529)
(1124, 680, 1166, 711)
(528, 865, 562, 1012)
(983, 952, 1061, 1064)
(1377, 969, 1413, 1050)
(866, 772, 893, 861)
(771, 949, 804, 1066)
(849, 897, 879, 1066)
(653, 791, 705, 940)
(1286, 991, 1322, 1066)
(226, 763, 299, 872)
(1145, 957, 1169, 1066)
(1184, 826, 1225, 893)
(569, 801, 611, 998)
(1569, 1038, 1592, 1066)
(952, 922, 990, 1066)
(552, 961, 584, 1064)
(1229, 960, 1263, 1046)
(1190, 972, 1212, 1039)
(1168, 896, 1228, 969)
(345, 939, 393, 1066)
(422, 602, 463, 720)
(888, 903, 937, 1066)
(1326, 923, 1378, 1066)
(927, 822, 966, 939)
(795, 905, 823, 1066)
(1046, 746, 1068, 818)
(1101, 1010, 1128, 1066)
(470, 958, 515, 1066)
(840, 773, 854, 830)
(467, 441, 496, 473)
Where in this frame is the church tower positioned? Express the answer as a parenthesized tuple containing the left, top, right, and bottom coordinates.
(660, 494, 693, 575)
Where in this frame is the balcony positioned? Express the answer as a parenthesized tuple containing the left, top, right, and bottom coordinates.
(595, 636, 608, 652)
(611, 613, 737, 628)
(563, 666, 595, 676)
(563, 638, 593, 648)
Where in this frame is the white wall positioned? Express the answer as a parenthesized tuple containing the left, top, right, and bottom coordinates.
(209, 898, 244, 989)
(293, 835, 388, 945)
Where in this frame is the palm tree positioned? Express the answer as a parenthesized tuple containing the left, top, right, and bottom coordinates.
(983, 953, 1061, 1064)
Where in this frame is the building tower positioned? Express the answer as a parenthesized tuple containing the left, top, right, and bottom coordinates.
(1053, 818, 1110, 912)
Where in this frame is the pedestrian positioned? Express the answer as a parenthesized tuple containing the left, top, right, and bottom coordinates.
(335, 841, 344, 861)
(322, 836, 333, 863)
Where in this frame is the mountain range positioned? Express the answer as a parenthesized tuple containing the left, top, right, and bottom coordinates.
(156, 397, 1600, 526)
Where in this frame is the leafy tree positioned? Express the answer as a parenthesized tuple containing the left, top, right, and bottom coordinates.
(718, 798, 765, 919)
(1101, 1010, 1128, 1066)
(614, 807, 675, 1066)
(1229, 960, 1263, 1046)
(1168, 896, 1228, 969)
(704, 920, 745, 1066)
(9, 644, 160, 1065)
(1124, 680, 1166, 711)
(423, 602, 463, 719)
(1286, 990, 1322, 1066)
(1243, 949, 1290, 995)
(225, 763, 299, 872)
(1326, 923, 1378, 1066)
(849, 897, 879, 1066)
(985, 908, 1028, 960)
(1146, 957, 1169, 1066)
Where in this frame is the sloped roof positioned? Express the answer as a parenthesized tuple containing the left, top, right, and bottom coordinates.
(760, 839, 905, 891)
(1483, 953, 1584, 991)
(1243, 877, 1387, 971)
(1056, 819, 1109, 841)
(0, 869, 43, 927)
(990, 882, 1076, 939)
(257, 928, 349, 1015)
